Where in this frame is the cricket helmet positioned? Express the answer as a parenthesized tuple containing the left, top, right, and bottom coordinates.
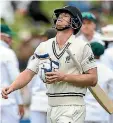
(53, 6, 82, 34)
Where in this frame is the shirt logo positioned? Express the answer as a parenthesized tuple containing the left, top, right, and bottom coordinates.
(88, 55, 94, 62)
(65, 55, 71, 63)
(31, 55, 35, 60)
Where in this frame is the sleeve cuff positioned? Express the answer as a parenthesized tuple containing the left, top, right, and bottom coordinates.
(82, 63, 97, 72)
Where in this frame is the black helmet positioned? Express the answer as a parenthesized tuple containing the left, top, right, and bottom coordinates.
(53, 6, 82, 35)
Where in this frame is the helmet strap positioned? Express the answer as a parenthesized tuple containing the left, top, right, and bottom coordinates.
(55, 25, 70, 31)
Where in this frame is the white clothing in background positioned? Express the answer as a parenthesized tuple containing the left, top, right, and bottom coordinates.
(28, 74, 48, 123)
(0, 40, 23, 123)
(101, 47, 113, 71)
(78, 31, 105, 45)
(30, 111, 47, 123)
(85, 60, 113, 122)
(0, 104, 20, 123)
(28, 75, 48, 112)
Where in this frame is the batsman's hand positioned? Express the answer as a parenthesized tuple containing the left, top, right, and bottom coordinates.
(45, 69, 66, 84)
(1, 86, 13, 99)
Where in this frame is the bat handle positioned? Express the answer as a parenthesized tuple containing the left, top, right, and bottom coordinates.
(66, 48, 83, 74)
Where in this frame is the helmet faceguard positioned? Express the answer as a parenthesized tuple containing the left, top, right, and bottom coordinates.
(52, 6, 82, 34)
(52, 12, 71, 31)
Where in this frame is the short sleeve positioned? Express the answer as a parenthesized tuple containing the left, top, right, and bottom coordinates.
(27, 54, 40, 73)
(81, 44, 96, 72)
(27, 42, 47, 73)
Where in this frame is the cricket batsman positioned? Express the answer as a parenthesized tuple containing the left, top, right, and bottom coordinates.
(1, 6, 97, 123)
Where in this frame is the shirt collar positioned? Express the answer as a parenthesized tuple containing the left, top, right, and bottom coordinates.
(0, 40, 9, 48)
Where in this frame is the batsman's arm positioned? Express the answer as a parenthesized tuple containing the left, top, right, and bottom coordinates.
(1, 69, 36, 99)
(2, 53, 40, 99)
(63, 68, 97, 87)
(10, 69, 36, 91)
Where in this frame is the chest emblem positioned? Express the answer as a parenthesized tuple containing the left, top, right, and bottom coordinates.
(65, 55, 71, 63)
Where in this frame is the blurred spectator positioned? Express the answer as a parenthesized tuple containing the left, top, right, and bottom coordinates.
(17, 35, 41, 72)
(85, 42, 113, 123)
(28, 75, 48, 123)
(78, 12, 104, 45)
(0, 24, 24, 123)
(101, 47, 113, 72)
(100, 24, 113, 72)
(101, 24, 113, 48)
(17, 39, 35, 72)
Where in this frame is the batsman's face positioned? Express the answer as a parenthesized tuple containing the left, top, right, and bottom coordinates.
(81, 19, 96, 35)
(56, 12, 71, 29)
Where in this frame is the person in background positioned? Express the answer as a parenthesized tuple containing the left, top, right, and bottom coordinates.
(100, 24, 113, 71)
(101, 24, 113, 49)
(28, 75, 48, 123)
(85, 42, 113, 123)
(78, 12, 104, 45)
(100, 25, 113, 123)
(0, 24, 24, 123)
(28, 28, 57, 123)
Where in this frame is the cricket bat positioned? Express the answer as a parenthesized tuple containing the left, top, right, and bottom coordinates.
(66, 48, 113, 114)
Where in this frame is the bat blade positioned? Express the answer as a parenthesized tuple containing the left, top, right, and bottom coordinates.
(89, 84, 113, 114)
(66, 48, 113, 114)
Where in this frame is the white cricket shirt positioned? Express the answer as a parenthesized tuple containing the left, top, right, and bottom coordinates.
(27, 35, 96, 106)
(0, 40, 23, 105)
